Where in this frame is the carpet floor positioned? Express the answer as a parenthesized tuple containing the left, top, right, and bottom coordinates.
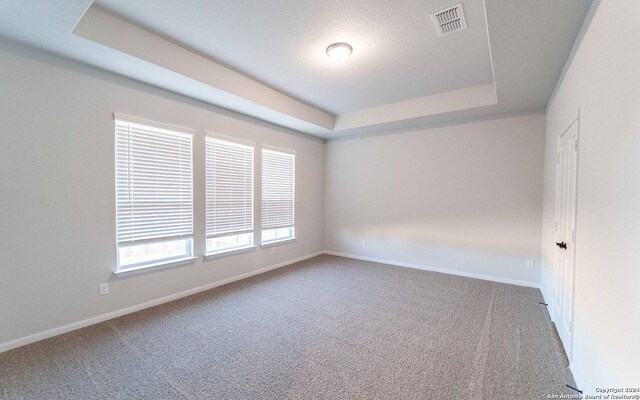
(0, 255, 576, 399)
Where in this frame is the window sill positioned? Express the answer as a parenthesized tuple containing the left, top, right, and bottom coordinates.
(204, 245, 257, 260)
(113, 256, 198, 277)
(260, 237, 297, 248)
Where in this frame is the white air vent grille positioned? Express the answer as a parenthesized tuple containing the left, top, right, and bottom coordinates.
(431, 3, 467, 37)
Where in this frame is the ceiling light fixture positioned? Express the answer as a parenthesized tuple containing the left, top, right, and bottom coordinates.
(326, 42, 353, 62)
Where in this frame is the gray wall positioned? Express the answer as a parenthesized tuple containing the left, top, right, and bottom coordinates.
(541, 0, 640, 390)
(324, 114, 546, 286)
(0, 41, 324, 345)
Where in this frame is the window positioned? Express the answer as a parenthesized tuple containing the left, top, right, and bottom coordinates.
(206, 136, 254, 255)
(261, 148, 295, 245)
(115, 115, 194, 272)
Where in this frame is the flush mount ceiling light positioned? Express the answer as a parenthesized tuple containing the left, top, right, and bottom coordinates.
(326, 42, 353, 62)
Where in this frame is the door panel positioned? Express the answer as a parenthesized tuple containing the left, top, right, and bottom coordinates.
(553, 117, 579, 360)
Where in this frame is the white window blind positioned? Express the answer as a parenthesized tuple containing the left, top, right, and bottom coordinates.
(206, 137, 254, 239)
(261, 148, 295, 231)
(115, 116, 193, 250)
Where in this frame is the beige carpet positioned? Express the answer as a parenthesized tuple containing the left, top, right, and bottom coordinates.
(0, 255, 575, 399)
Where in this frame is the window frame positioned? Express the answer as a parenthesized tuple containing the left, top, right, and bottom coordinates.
(205, 133, 256, 256)
(114, 114, 195, 273)
(261, 227, 296, 247)
(260, 146, 296, 247)
(116, 238, 195, 273)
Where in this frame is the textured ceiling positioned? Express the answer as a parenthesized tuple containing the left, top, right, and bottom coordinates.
(0, 0, 593, 138)
(95, 0, 494, 115)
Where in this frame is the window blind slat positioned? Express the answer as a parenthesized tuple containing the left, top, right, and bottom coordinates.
(262, 149, 295, 230)
(206, 137, 254, 238)
(115, 119, 193, 245)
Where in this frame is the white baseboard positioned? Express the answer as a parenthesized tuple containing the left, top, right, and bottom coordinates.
(568, 363, 583, 393)
(0, 251, 323, 354)
(322, 251, 540, 289)
(0, 249, 541, 353)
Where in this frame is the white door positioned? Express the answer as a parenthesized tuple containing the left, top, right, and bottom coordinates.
(552, 115, 579, 360)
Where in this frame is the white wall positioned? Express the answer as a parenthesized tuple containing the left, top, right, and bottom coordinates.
(541, 0, 640, 391)
(0, 40, 324, 346)
(324, 114, 545, 286)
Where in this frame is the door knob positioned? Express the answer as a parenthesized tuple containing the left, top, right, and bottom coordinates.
(555, 241, 567, 250)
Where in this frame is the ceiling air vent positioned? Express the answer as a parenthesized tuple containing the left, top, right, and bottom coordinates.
(430, 3, 467, 37)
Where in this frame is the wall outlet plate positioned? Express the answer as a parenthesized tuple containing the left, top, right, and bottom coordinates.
(526, 260, 534, 269)
(99, 283, 110, 296)
(361, 240, 366, 246)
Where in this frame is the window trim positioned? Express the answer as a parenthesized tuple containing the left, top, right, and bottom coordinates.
(113, 256, 198, 277)
(114, 113, 195, 135)
(111, 116, 306, 270)
(113, 114, 194, 272)
(261, 148, 296, 245)
(260, 237, 297, 248)
(261, 144, 296, 155)
(261, 226, 296, 246)
(204, 133, 255, 257)
(116, 236, 195, 271)
(204, 245, 257, 261)
(205, 232, 255, 257)
(205, 132, 255, 147)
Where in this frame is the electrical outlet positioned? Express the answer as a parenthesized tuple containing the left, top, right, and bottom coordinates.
(526, 260, 534, 269)
(361, 240, 366, 246)
(99, 283, 109, 296)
